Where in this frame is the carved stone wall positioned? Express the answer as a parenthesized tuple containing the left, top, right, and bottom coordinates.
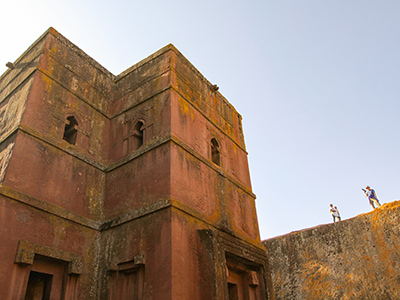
(0, 28, 272, 300)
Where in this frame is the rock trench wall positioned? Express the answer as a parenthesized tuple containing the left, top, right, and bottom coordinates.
(263, 201, 400, 300)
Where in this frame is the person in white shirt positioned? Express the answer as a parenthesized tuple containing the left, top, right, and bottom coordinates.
(334, 206, 341, 221)
(329, 204, 341, 222)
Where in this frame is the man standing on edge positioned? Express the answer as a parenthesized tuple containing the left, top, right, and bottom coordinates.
(362, 186, 381, 209)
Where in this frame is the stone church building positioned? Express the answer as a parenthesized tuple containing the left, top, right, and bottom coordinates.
(0, 28, 274, 299)
(2, 28, 400, 300)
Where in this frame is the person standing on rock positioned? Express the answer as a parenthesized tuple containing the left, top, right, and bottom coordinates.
(329, 204, 341, 222)
(362, 186, 381, 209)
(334, 206, 341, 221)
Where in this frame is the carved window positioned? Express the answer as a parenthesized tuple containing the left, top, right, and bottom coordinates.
(24, 271, 53, 300)
(63, 116, 78, 145)
(113, 269, 142, 299)
(211, 138, 220, 166)
(228, 282, 239, 300)
(122, 120, 146, 156)
(132, 121, 144, 150)
(15, 240, 82, 299)
(225, 254, 263, 300)
(109, 259, 144, 300)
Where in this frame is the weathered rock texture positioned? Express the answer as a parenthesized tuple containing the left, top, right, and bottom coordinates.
(0, 28, 273, 299)
(263, 201, 400, 300)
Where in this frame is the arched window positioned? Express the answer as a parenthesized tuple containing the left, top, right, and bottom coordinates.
(63, 116, 78, 145)
(211, 138, 220, 166)
(132, 121, 144, 150)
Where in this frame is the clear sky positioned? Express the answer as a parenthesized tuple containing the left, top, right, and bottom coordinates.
(1, 1, 400, 239)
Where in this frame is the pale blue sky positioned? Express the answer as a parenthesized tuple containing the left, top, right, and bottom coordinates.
(2, 1, 400, 239)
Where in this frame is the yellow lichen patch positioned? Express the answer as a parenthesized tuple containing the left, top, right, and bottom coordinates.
(271, 271, 285, 300)
(370, 201, 400, 225)
(178, 96, 190, 116)
(298, 250, 335, 298)
(48, 214, 70, 248)
(42, 68, 55, 91)
(232, 143, 238, 155)
(86, 171, 105, 218)
(367, 203, 400, 292)
(299, 256, 366, 299)
(190, 107, 194, 121)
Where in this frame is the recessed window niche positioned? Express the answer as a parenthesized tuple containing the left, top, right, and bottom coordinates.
(211, 138, 221, 166)
(63, 116, 78, 145)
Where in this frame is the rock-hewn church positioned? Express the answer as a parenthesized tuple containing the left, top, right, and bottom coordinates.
(0, 28, 274, 299)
